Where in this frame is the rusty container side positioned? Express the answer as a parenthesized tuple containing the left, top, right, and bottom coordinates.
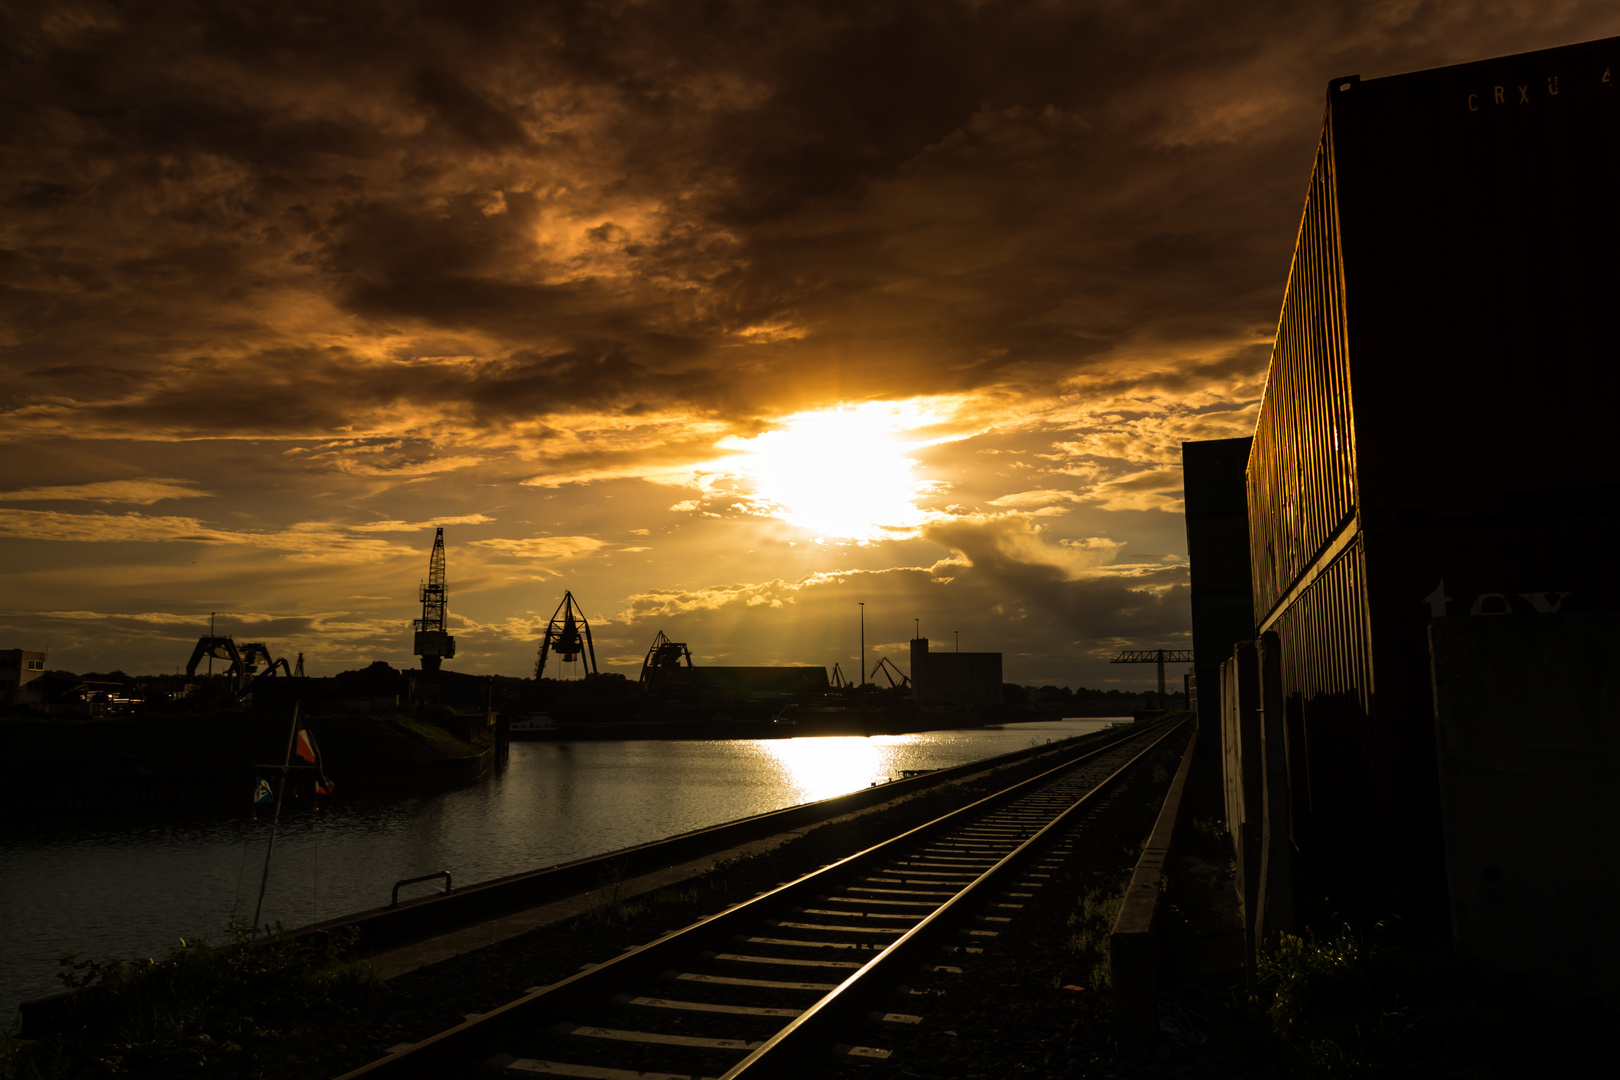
(1334, 38, 1620, 921)
(1247, 111, 1359, 629)
(1245, 103, 1378, 921)
(1263, 536, 1376, 920)
(1247, 35, 1620, 925)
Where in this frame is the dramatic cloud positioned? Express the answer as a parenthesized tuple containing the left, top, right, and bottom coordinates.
(0, 478, 212, 504)
(470, 536, 608, 560)
(4, 1, 1616, 684)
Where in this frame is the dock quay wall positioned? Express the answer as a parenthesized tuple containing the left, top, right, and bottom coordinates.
(0, 744, 499, 818)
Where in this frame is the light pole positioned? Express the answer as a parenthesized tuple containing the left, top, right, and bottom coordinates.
(954, 630, 959, 653)
(859, 602, 866, 686)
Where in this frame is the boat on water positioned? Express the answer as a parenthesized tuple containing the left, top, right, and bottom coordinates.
(507, 712, 557, 738)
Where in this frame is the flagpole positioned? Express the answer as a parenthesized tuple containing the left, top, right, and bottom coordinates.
(252, 700, 300, 934)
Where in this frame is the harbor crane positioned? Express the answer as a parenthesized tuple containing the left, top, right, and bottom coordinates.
(413, 528, 456, 672)
(639, 631, 692, 684)
(870, 656, 911, 690)
(535, 591, 598, 679)
(638, 630, 695, 703)
(1109, 648, 1195, 700)
(184, 637, 292, 697)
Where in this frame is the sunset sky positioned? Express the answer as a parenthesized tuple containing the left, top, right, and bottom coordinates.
(4, 2, 1616, 689)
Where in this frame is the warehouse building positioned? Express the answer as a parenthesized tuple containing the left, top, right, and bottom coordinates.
(909, 637, 1002, 706)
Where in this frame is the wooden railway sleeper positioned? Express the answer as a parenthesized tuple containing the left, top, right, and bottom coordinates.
(335, 718, 1189, 1080)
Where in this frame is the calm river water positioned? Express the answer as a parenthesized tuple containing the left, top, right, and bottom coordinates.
(0, 719, 1118, 1014)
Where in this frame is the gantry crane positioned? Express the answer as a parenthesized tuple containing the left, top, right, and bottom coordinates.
(413, 528, 456, 672)
(1109, 648, 1195, 699)
(184, 636, 292, 697)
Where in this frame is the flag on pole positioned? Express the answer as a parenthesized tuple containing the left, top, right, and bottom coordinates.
(296, 724, 335, 795)
(252, 776, 273, 804)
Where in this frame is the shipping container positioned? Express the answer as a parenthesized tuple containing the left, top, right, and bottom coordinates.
(1247, 36, 1620, 925)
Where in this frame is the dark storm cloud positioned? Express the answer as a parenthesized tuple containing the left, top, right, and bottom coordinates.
(7, 0, 1615, 434)
(10, 341, 720, 442)
(409, 67, 536, 153)
(466, 342, 720, 421)
(923, 513, 1189, 642)
(6, 0, 1620, 684)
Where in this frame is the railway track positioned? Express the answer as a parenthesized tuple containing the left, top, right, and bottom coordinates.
(337, 716, 1191, 1080)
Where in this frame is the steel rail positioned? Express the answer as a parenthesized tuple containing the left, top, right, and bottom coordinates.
(722, 716, 1192, 1076)
(334, 715, 1189, 1080)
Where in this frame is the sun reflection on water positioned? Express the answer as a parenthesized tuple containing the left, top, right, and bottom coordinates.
(754, 736, 922, 802)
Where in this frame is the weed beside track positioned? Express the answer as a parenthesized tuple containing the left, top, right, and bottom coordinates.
(5, 727, 1132, 1080)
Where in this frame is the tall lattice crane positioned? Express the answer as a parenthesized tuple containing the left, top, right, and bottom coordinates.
(413, 528, 456, 672)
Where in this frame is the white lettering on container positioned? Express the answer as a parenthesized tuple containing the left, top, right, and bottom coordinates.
(1423, 582, 1572, 619)
(1494, 85, 1505, 104)
(1424, 580, 1454, 618)
(1518, 84, 1530, 104)
(1547, 75, 1559, 96)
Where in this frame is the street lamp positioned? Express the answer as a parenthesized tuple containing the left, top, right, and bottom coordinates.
(859, 602, 866, 686)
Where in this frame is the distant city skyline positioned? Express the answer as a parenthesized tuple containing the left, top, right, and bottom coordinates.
(4, 3, 1617, 688)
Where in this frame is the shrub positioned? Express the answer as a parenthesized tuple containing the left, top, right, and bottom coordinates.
(1, 923, 379, 1079)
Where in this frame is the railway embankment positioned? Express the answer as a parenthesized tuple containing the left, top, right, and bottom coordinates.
(7, 720, 1169, 1077)
(10, 717, 1340, 1079)
(14, 721, 1135, 1038)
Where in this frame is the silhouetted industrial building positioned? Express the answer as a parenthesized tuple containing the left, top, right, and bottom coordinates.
(689, 667, 830, 702)
(909, 638, 1002, 706)
(1, 648, 47, 707)
(1181, 439, 1254, 749)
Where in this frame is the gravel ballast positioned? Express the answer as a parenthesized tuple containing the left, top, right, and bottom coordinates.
(17, 723, 1200, 1079)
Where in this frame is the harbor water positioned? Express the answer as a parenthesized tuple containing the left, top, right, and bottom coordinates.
(0, 719, 1119, 1015)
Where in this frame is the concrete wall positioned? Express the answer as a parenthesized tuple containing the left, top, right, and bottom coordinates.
(1219, 641, 1262, 968)
(1429, 611, 1620, 1008)
(1218, 636, 1295, 963)
(1182, 437, 1255, 752)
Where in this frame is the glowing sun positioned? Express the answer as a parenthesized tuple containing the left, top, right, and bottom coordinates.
(724, 401, 940, 542)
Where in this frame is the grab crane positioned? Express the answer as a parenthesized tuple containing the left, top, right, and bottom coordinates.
(535, 591, 598, 679)
(870, 656, 911, 690)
